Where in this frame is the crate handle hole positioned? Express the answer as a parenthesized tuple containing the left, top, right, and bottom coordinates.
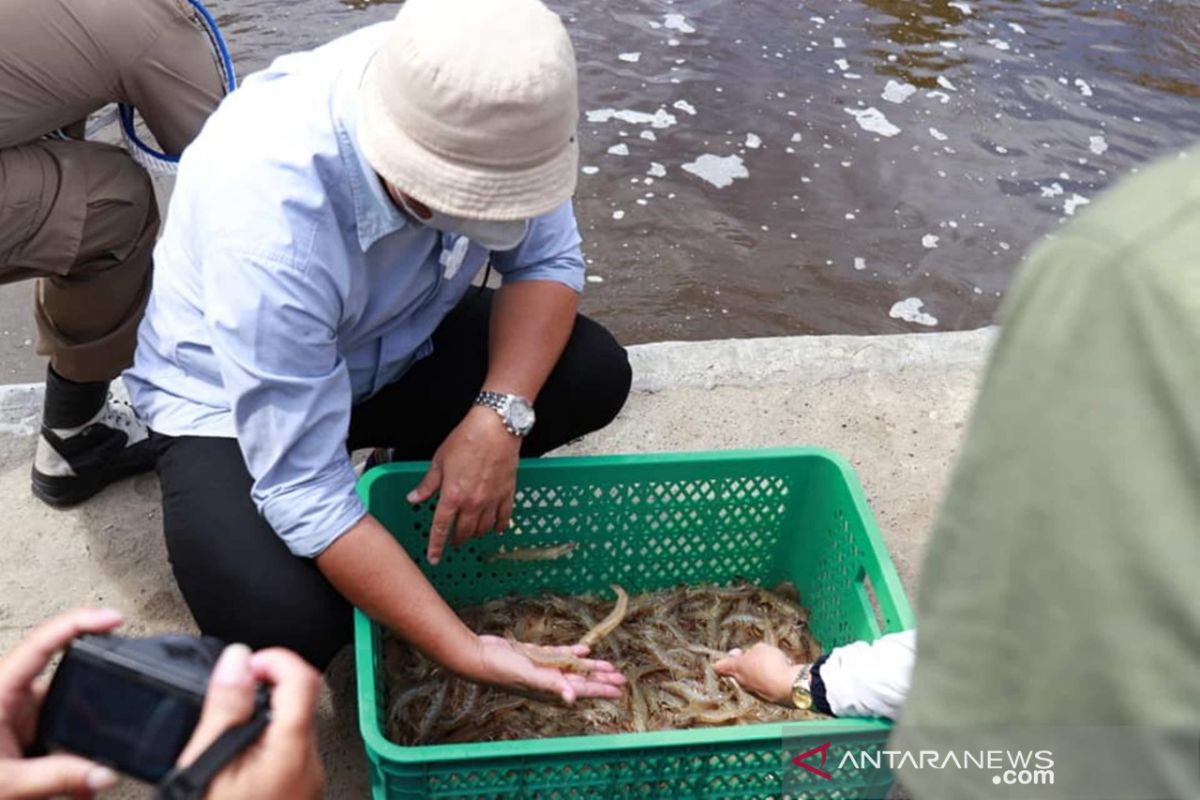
(856, 567, 886, 638)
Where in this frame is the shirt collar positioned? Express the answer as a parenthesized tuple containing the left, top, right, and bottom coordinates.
(333, 57, 410, 252)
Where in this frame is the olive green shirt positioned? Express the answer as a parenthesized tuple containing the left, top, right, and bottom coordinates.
(895, 149, 1200, 799)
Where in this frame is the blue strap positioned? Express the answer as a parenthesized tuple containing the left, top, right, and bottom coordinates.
(120, 0, 236, 165)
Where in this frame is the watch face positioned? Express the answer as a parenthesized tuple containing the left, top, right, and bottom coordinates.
(508, 399, 535, 432)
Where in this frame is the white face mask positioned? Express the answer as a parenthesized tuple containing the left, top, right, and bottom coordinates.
(400, 196, 529, 251)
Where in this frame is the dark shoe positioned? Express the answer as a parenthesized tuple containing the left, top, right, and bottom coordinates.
(31, 398, 158, 507)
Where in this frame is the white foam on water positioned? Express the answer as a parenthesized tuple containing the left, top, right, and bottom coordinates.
(662, 13, 695, 33)
(648, 20, 662, 29)
(612, 209, 626, 220)
(667, 39, 680, 47)
(587, 107, 678, 129)
(810, 16, 826, 25)
(845, 73, 862, 80)
(640, 130, 657, 141)
(581, 166, 599, 175)
(835, 58, 850, 71)
(988, 39, 1012, 52)
(937, 75, 957, 91)
(927, 90, 951, 104)
(929, 128, 949, 142)
(854, 257, 867, 271)
(586, 275, 605, 284)
(1064, 194, 1090, 216)
(672, 99, 697, 115)
(618, 52, 641, 63)
(939, 41, 959, 49)
(833, 37, 846, 48)
(922, 234, 940, 249)
(607, 143, 630, 156)
(647, 162, 667, 178)
(1008, 22, 1027, 34)
(1089, 135, 1108, 155)
(882, 80, 917, 104)
(844, 107, 901, 137)
(1075, 79, 1094, 97)
(889, 297, 939, 327)
(791, 132, 803, 143)
(948, 1, 973, 14)
(681, 153, 749, 188)
(745, 132, 762, 149)
(1040, 182, 1064, 198)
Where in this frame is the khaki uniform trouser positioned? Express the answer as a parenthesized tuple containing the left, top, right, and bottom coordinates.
(0, 0, 224, 383)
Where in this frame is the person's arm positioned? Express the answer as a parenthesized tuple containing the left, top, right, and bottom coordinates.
(714, 631, 917, 720)
(408, 201, 586, 564)
(319, 518, 622, 700)
(316, 516, 480, 673)
(204, 250, 620, 700)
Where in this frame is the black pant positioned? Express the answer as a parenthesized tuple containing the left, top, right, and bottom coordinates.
(156, 289, 631, 669)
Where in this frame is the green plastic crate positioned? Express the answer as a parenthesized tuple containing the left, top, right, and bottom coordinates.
(354, 447, 915, 799)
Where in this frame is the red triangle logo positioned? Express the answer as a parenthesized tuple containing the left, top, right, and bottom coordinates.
(792, 741, 833, 780)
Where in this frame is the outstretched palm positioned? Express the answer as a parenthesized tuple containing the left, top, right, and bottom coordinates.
(476, 635, 626, 704)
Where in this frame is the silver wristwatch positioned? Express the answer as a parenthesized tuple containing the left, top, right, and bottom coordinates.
(474, 391, 536, 437)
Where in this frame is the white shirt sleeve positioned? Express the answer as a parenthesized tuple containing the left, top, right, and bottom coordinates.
(820, 629, 917, 720)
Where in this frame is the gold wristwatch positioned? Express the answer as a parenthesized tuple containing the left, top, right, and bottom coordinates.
(791, 663, 814, 710)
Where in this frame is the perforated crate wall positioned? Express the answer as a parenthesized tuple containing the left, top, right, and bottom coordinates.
(355, 448, 914, 799)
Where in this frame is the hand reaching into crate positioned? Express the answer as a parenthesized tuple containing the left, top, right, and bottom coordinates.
(714, 642, 803, 707)
(715, 631, 916, 720)
(469, 635, 626, 704)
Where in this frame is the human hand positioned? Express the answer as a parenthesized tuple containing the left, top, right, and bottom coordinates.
(408, 406, 522, 565)
(176, 645, 324, 800)
(468, 635, 625, 704)
(713, 642, 804, 707)
(0, 607, 124, 799)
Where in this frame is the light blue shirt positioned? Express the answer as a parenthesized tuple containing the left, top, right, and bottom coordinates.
(125, 23, 585, 558)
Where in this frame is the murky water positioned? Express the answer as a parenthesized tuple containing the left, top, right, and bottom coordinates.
(205, 0, 1198, 343)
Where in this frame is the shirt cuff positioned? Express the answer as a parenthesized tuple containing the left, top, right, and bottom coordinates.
(256, 462, 369, 558)
(820, 630, 917, 720)
(499, 264, 585, 293)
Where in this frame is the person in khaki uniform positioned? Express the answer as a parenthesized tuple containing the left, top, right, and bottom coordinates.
(0, 0, 225, 506)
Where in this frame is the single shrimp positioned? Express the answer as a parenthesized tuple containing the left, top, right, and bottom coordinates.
(485, 541, 578, 563)
(578, 584, 629, 648)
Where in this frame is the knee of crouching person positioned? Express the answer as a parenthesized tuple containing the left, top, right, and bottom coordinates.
(587, 325, 632, 430)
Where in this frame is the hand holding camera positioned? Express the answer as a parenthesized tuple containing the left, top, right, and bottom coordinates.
(178, 644, 324, 799)
(0, 608, 125, 798)
(0, 608, 323, 800)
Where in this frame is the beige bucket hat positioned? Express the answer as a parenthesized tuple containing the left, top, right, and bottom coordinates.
(357, 0, 580, 221)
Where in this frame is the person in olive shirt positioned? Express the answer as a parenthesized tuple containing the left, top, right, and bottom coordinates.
(895, 148, 1200, 798)
(715, 148, 1198, 799)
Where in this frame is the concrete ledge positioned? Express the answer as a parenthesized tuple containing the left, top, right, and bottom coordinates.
(0, 329, 997, 433)
(628, 328, 996, 392)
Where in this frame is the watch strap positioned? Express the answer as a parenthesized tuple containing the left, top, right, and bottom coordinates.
(475, 391, 514, 435)
(474, 391, 532, 436)
(810, 654, 832, 716)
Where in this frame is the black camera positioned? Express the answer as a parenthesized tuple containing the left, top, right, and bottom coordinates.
(36, 633, 269, 785)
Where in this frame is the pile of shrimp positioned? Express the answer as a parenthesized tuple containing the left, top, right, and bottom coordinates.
(383, 581, 825, 745)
